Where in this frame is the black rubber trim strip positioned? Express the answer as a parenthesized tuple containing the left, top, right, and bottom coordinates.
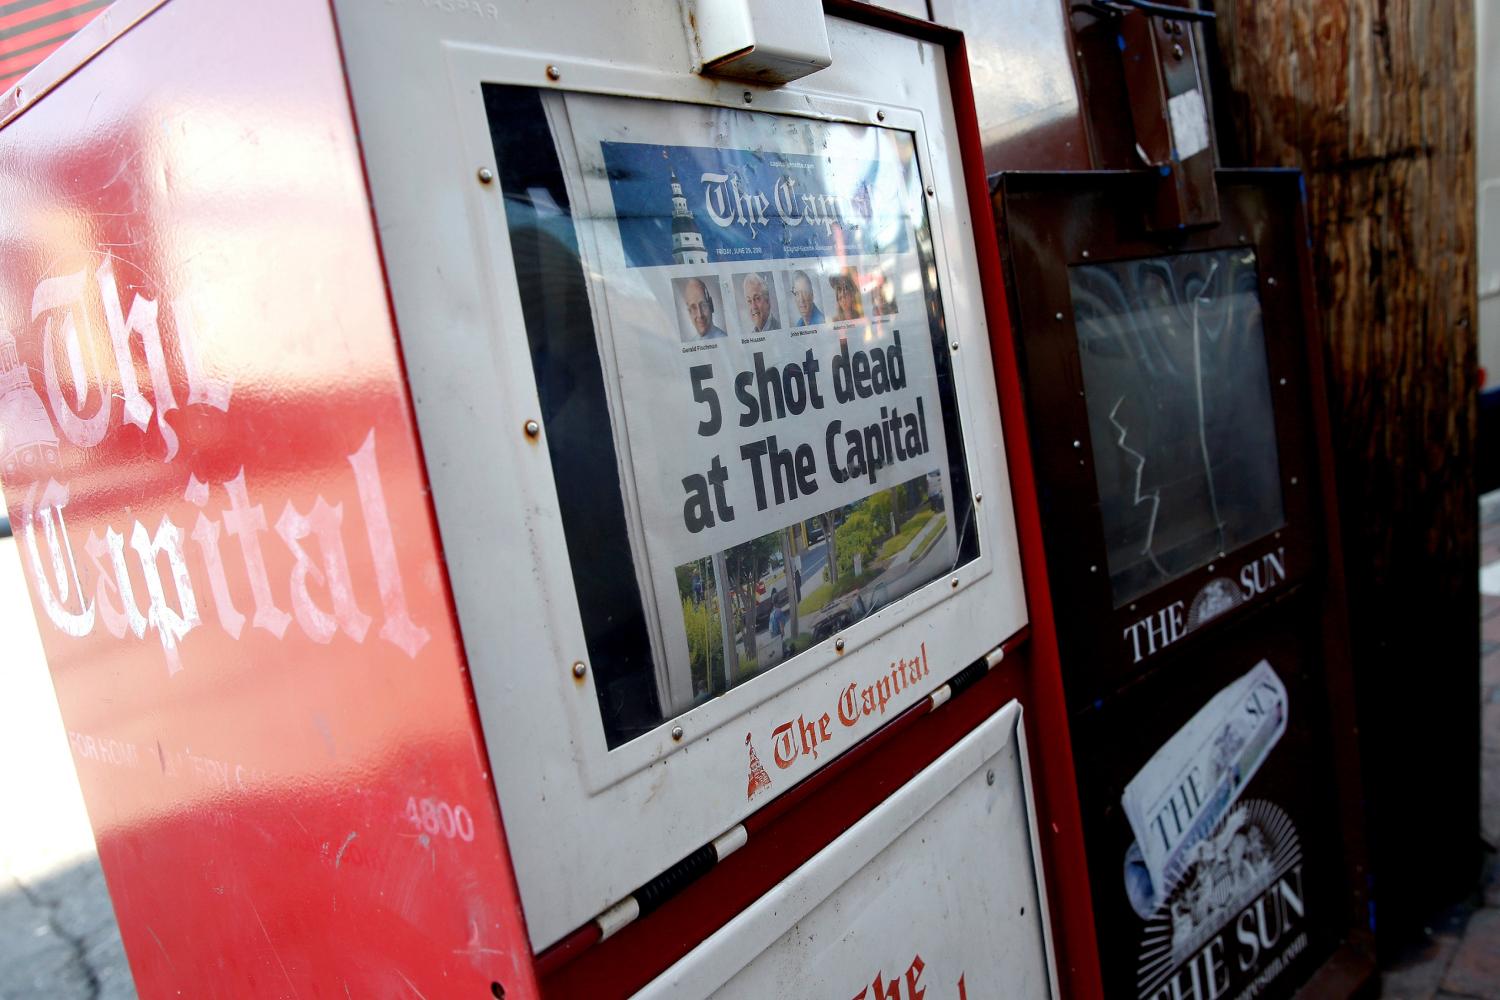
(633, 841, 720, 917)
(945, 656, 990, 698)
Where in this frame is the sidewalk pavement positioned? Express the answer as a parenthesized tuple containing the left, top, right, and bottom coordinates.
(0, 535, 134, 999)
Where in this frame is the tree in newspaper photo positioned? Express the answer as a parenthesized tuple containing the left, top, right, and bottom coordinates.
(675, 470, 953, 700)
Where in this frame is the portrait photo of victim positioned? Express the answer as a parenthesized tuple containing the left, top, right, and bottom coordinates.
(673, 274, 730, 342)
(829, 268, 865, 322)
(788, 268, 826, 328)
(868, 264, 899, 317)
(735, 271, 782, 334)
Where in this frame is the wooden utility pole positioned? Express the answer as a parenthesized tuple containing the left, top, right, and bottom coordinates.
(1211, 0, 1478, 955)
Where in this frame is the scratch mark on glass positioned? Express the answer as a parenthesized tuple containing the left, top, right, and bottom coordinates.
(1190, 260, 1227, 554)
(1108, 396, 1166, 577)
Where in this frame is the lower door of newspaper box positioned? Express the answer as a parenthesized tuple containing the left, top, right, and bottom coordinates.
(1070, 610, 1352, 1000)
(635, 701, 1057, 999)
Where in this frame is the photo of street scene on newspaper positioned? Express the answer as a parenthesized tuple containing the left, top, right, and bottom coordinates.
(675, 469, 953, 698)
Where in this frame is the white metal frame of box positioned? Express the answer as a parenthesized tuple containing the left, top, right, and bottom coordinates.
(333, 1, 1027, 949)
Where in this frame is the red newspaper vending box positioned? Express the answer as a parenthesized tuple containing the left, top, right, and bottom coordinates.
(0, 1, 1103, 996)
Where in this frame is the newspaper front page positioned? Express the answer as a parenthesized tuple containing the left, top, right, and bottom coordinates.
(549, 94, 965, 718)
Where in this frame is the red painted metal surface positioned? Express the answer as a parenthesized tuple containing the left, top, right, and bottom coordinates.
(0, 1, 1105, 996)
(0, 1, 539, 997)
